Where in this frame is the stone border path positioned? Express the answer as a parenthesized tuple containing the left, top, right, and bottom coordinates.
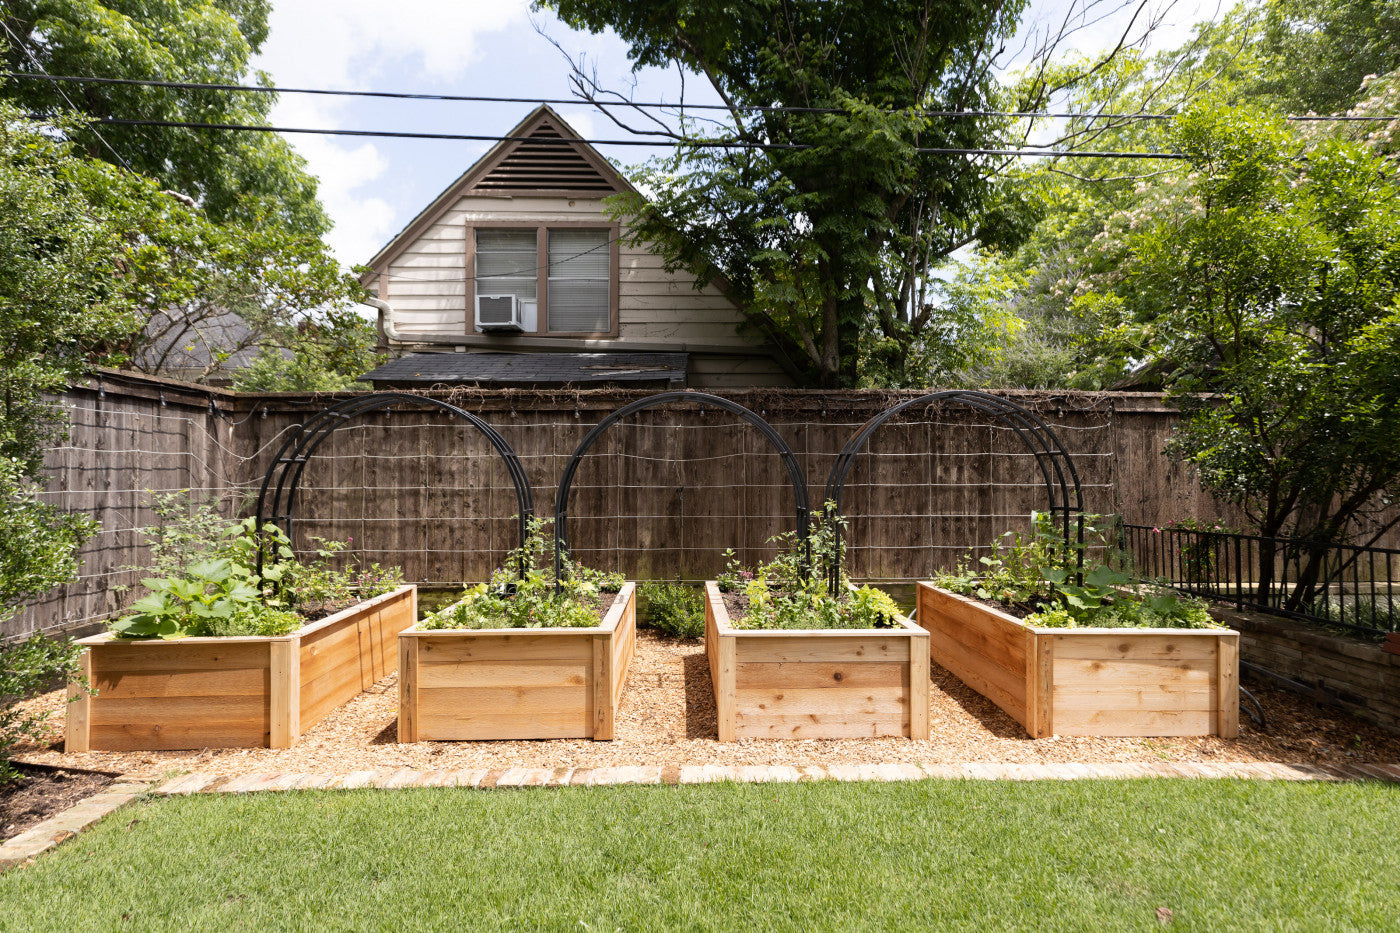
(4, 762, 1396, 871)
(0, 781, 151, 871)
(145, 760, 1400, 793)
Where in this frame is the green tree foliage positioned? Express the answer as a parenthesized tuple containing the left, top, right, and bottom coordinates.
(542, 0, 1036, 387)
(1256, 0, 1400, 115)
(1079, 105, 1400, 573)
(232, 308, 379, 392)
(2, 0, 327, 234)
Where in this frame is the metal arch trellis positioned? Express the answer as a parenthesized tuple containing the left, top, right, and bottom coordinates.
(821, 390, 1086, 595)
(552, 391, 811, 581)
(253, 392, 534, 578)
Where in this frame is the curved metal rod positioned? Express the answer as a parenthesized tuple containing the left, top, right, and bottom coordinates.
(278, 396, 530, 547)
(253, 393, 533, 578)
(821, 390, 1086, 594)
(552, 391, 810, 581)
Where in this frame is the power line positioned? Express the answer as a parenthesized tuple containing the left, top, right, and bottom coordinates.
(76, 116, 1192, 159)
(6, 72, 1400, 122)
(0, 46, 134, 170)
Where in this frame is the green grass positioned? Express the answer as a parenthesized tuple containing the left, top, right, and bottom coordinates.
(2, 779, 1398, 931)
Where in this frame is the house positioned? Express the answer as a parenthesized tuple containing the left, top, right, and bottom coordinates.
(357, 106, 795, 389)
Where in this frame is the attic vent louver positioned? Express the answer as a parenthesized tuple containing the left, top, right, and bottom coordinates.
(473, 121, 619, 194)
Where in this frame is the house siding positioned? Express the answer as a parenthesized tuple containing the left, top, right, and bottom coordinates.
(380, 195, 790, 387)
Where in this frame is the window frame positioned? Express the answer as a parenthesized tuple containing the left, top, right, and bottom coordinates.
(466, 220, 620, 338)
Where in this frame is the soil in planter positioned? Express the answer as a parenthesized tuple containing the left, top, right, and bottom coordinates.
(429, 589, 620, 629)
(1, 763, 116, 842)
(719, 589, 898, 630)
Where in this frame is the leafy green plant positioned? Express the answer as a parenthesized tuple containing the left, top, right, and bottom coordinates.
(638, 582, 704, 639)
(1, 634, 84, 784)
(110, 492, 403, 639)
(1160, 518, 1237, 581)
(420, 518, 617, 631)
(723, 503, 904, 631)
(935, 513, 1217, 629)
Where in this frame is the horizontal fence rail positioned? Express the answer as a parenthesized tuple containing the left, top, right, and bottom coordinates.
(1119, 523, 1400, 637)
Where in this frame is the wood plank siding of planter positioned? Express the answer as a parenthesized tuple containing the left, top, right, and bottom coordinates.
(704, 583, 930, 741)
(915, 583, 1239, 738)
(66, 586, 418, 752)
(397, 583, 636, 742)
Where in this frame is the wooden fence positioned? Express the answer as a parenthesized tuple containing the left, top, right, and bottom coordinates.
(8, 370, 1234, 640)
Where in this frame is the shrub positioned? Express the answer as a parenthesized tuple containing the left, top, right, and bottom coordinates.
(638, 582, 704, 638)
(1, 634, 83, 784)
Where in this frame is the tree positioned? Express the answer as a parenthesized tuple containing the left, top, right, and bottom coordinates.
(0, 105, 134, 619)
(1078, 105, 1400, 602)
(3, 2, 371, 387)
(541, 0, 1161, 387)
(1, 0, 327, 234)
(232, 308, 379, 392)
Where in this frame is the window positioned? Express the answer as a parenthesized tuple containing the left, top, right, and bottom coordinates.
(473, 226, 614, 335)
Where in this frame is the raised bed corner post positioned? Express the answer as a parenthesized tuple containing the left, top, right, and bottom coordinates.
(821, 390, 1086, 596)
(552, 391, 810, 584)
(254, 392, 534, 579)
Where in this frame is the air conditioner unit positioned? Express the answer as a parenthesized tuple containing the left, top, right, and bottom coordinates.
(475, 294, 524, 332)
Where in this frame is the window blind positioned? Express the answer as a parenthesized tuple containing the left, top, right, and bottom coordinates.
(547, 229, 610, 332)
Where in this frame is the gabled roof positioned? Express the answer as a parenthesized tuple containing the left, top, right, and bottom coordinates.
(361, 105, 637, 280)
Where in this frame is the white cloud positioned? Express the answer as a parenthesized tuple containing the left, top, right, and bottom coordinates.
(253, 1, 534, 266)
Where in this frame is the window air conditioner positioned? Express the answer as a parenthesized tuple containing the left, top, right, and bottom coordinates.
(475, 294, 524, 332)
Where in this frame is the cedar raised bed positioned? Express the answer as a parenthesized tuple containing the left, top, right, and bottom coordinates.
(397, 583, 636, 741)
(704, 582, 931, 741)
(915, 583, 1239, 738)
(65, 585, 418, 752)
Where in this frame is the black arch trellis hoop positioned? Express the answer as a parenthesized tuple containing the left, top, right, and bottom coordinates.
(254, 392, 534, 578)
(821, 390, 1085, 595)
(552, 391, 810, 581)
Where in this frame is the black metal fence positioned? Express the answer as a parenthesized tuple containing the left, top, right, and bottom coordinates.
(1119, 523, 1400, 637)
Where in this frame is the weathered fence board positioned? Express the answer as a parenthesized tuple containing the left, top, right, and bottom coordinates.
(10, 371, 1274, 641)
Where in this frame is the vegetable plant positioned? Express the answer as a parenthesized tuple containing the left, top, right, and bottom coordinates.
(420, 518, 622, 631)
(109, 492, 403, 639)
(935, 512, 1217, 629)
(723, 504, 904, 630)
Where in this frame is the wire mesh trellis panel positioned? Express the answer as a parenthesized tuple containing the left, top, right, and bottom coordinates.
(19, 379, 1310, 642)
(830, 402, 1118, 581)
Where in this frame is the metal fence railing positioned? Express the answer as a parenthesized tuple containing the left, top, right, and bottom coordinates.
(1118, 523, 1400, 638)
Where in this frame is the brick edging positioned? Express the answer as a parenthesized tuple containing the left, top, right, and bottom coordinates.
(3, 763, 1394, 870)
(143, 761, 1400, 795)
(0, 782, 150, 871)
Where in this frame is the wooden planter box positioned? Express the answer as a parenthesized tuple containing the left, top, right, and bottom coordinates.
(704, 582, 930, 741)
(398, 583, 636, 742)
(916, 583, 1239, 738)
(66, 585, 418, 752)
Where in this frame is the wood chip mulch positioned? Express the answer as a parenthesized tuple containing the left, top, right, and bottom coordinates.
(12, 630, 1400, 781)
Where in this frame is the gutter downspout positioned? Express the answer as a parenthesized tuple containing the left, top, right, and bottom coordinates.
(364, 296, 406, 347)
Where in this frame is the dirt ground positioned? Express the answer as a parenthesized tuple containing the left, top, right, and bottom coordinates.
(14, 630, 1400, 781)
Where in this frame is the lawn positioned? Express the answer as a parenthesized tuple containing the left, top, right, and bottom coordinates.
(2, 778, 1396, 931)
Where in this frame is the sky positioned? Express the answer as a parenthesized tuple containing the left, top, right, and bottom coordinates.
(251, 0, 1229, 272)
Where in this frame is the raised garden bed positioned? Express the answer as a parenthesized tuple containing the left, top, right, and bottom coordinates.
(916, 583, 1239, 738)
(398, 582, 636, 741)
(65, 585, 417, 752)
(704, 582, 930, 741)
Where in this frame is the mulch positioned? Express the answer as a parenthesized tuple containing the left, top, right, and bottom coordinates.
(1, 763, 117, 843)
(11, 630, 1400, 781)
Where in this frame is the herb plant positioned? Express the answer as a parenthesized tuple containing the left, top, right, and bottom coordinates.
(934, 512, 1217, 630)
(420, 518, 621, 631)
(723, 504, 904, 630)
